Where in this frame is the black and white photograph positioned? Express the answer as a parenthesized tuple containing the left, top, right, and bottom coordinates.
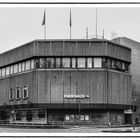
(0, 1, 139, 138)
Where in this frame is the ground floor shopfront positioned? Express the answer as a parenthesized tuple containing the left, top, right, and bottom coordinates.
(0, 104, 132, 125)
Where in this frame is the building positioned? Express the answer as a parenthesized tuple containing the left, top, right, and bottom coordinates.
(112, 37, 140, 114)
(0, 39, 132, 125)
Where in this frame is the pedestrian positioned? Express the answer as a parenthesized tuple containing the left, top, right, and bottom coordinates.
(108, 121, 111, 127)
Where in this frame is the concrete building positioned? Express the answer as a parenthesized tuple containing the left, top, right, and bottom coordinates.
(112, 37, 140, 116)
(0, 39, 132, 125)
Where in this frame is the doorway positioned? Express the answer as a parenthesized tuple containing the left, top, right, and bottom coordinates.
(124, 114, 132, 124)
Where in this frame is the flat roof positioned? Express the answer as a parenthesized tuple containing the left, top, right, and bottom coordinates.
(34, 38, 131, 50)
(0, 38, 131, 56)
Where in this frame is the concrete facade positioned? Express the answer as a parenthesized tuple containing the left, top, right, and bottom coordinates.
(112, 37, 140, 112)
(0, 39, 132, 125)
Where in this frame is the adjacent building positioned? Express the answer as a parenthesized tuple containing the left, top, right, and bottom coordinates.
(0, 39, 132, 125)
(112, 37, 140, 113)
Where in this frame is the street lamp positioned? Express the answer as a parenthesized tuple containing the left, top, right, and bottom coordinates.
(132, 98, 136, 130)
(64, 94, 89, 128)
(78, 96, 89, 128)
(78, 99, 81, 128)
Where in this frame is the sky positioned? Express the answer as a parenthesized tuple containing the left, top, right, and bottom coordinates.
(0, 5, 140, 53)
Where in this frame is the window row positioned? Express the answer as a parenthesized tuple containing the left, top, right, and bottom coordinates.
(36, 57, 130, 72)
(36, 57, 102, 69)
(0, 59, 34, 77)
(0, 57, 130, 78)
(15, 110, 45, 121)
(9, 86, 28, 101)
(102, 58, 129, 72)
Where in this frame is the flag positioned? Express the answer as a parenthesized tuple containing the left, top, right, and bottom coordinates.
(42, 10, 45, 26)
(69, 9, 72, 27)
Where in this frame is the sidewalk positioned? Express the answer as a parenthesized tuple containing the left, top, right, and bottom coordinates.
(0, 123, 140, 133)
(101, 127, 140, 133)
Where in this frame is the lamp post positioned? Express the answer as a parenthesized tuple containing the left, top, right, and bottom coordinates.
(132, 98, 136, 130)
(64, 95, 89, 128)
(78, 95, 89, 128)
(78, 99, 81, 128)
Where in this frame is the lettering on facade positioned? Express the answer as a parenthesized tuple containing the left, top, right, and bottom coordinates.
(64, 95, 89, 99)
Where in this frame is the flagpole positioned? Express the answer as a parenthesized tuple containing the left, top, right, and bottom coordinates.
(69, 9, 72, 39)
(42, 9, 46, 39)
(95, 8, 97, 38)
(86, 27, 88, 39)
(70, 26, 71, 39)
(44, 9, 46, 39)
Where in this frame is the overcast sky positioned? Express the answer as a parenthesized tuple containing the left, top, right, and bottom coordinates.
(0, 5, 140, 53)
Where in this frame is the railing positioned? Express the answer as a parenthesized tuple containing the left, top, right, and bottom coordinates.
(0, 120, 9, 124)
(0, 120, 112, 128)
(0, 120, 65, 128)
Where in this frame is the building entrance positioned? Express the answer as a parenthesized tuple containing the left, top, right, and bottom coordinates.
(124, 114, 132, 124)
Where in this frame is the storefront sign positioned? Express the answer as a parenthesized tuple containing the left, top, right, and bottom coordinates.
(124, 109, 133, 114)
(64, 95, 89, 99)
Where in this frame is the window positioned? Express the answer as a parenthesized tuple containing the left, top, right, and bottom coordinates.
(122, 62, 125, 71)
(70, 115, 74, 121)
(62, 58, 70, 68)
(80, 115, 85, 121)
(39, 58, 45, 69)
(6, 67, 10, 75)
(72, 58, 76, 68)
(46, 58, 55, 68)
(107, 58, 111, 68)
(125, 63, 129, 72)
(38, 110, 45, 118)
(116, 61, 121, 70)
(94, 58, 102, 68)
(111, 59, 116, 69)
(13, 64, 18, 73)
(31, 59, 35, 69)
(26, 110, 33, 122)
(25, 60, 31, 70)
(77, 58, 85, 68)
(87, 58, 92, 68)
(23, 86, 28, 99)
(16, 87, 21, 100)
(22, 62, 25, 71)
(65, 115, 70, 121)
(102, 58, 107, 68)
(56, 58, 61, 68)
(1, 68, 5, 76)
(18, 63, 22, 72)
(16, 111, 22, 121)
(10, 65, 14, 74)
(35, 59, 40, 69)
(85, 115, 89, 121)
(35, 58, 45, 69)
(9, 88, 14, 101)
